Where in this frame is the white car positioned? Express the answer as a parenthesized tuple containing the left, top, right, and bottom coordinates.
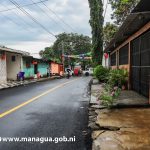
(83, 68, 93, 76)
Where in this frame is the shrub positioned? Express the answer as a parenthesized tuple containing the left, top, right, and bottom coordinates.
(100, 85, 121, 108)
(108, 69, 128, 88)
(94, 65, 109, 82)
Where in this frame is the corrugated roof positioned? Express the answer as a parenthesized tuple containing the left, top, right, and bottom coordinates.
(0, 46, 30, 56)
(104, 0, 150, 53)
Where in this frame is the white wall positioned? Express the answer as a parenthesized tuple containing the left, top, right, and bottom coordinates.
(102, 55, 109, 68)
(6, 52, 22, 80)
(0, 52, 7, 83)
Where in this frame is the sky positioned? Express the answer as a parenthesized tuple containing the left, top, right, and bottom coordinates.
(0, 0, 113, 58)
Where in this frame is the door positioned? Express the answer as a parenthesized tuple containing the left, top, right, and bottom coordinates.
(34, 64, 38, 74)
(131, 31, 150, 98)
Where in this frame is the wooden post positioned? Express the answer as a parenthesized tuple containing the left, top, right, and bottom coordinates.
(149, 75, 150, 104)
(128, 42, 131, 90)
(117, 50, 119, 69)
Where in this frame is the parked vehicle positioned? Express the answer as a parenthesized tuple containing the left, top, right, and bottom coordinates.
(83, 68, 93, 76)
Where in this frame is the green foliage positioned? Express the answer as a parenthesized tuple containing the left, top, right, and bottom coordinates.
(108, 69, 128, 88)
(100, 92, 114, 107)
(109, 0, 140, 25)
(103, 22, 118, 48)
(53, 33, 92, 67)
(88, 0, 104, 65)
(99, 69, 128, 108)
(53, 33, 92, 60)
(39, 33, 92, 66)
(94, 65, 109, 82)
(39, 47, 61, 63)
(100, 84, 121, 108)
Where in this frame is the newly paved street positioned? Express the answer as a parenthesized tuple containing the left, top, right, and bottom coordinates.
(0, 77, 92, 150)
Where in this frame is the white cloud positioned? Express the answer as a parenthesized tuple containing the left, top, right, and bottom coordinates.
(6, 41, 53, 58)
(0, 0, 112, 56)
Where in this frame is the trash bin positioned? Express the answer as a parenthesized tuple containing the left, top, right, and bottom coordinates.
(17, 72, 25, 81)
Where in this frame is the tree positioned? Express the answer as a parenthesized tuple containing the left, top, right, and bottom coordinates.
(109, 0, 140, 25)
(53, 33, 91, 56)
(103, 22, 118, 48)
(39, 46, 60, 62)
(40, 33, 92, 67)
(88, 0, 103, 66)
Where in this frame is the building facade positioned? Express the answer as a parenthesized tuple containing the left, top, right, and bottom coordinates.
(0, 47, 28, 83)
(105, 0, 150, 99)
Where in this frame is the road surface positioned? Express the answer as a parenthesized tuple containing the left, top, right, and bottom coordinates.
(0, 77, 92, 150)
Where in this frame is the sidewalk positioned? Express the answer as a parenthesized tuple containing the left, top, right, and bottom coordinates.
(0, 76, 61, 90)
(89, 79, 149, 150)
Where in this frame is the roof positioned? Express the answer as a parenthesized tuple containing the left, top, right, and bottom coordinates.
(0, 46, 30, 56)
(133, 0, 150, 13)
(51, 61, 63, 65)
(104, 0, 150, 53)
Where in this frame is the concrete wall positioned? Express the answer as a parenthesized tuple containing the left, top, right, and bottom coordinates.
(38, 62, 49, 77)
(51, 62, 59, 74)
(23, 58, 34, 78)
(0, 51, 7, 83)
(102, 55, 109, 68)
(6, 52, 22, 80)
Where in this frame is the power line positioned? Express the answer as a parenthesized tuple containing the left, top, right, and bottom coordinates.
(0, 13, 31, 32)
(0, 0, 48, 13)
(30, 0, 68, 32)
(39, 0, 77, 33)
(0, 2, 34, 32)
(9, 0, 56, 39)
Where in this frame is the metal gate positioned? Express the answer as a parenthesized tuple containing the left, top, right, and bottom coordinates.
(131, 31, 150, 98)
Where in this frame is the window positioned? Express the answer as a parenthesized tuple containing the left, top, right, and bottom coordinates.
(119, 44, 129, 65)
(110, 52, 116, 66)
(12, 56, 16, 62)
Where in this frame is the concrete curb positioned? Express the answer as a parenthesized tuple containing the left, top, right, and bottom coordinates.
(0, 76, 62, 91)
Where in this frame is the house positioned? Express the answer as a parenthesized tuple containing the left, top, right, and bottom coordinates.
(22, 55, 34, 79)
(51, 61, 64, 76)
(23, 57, 50, 79)
(104, 0, 150, 99)
(0, 46, 29, 83)
(33, 58, 50, 78)
(0, 46, 51, 83)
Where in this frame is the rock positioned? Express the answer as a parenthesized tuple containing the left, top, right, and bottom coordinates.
(88, 107, 96, 111)
(88, 122, 100, 130)
(92, 133, 124, 150)
(92, 127, 150, 150)
(90, 95, 98, 104)
(91, 105, 101, 109)
(89, 116, 97, 122)
(92, 130, 104, 140)
(89, 111, 97, 116)
(96, 108, 150, 128)
(89, 115, 96, 119)
(92, 79, 99, 85)
(95, 109, 101, 115)
(93, 108, 150, 149)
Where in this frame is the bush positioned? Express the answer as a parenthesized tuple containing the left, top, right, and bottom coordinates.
(94, 65, 109, 82)
(100, 85, 121, 108)
(108, 69, 128, 88)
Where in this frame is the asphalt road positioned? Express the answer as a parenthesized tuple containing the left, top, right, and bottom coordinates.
(0, 77, 92, 150)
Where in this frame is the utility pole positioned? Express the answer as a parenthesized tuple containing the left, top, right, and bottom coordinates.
(61, 41, 65, 72)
